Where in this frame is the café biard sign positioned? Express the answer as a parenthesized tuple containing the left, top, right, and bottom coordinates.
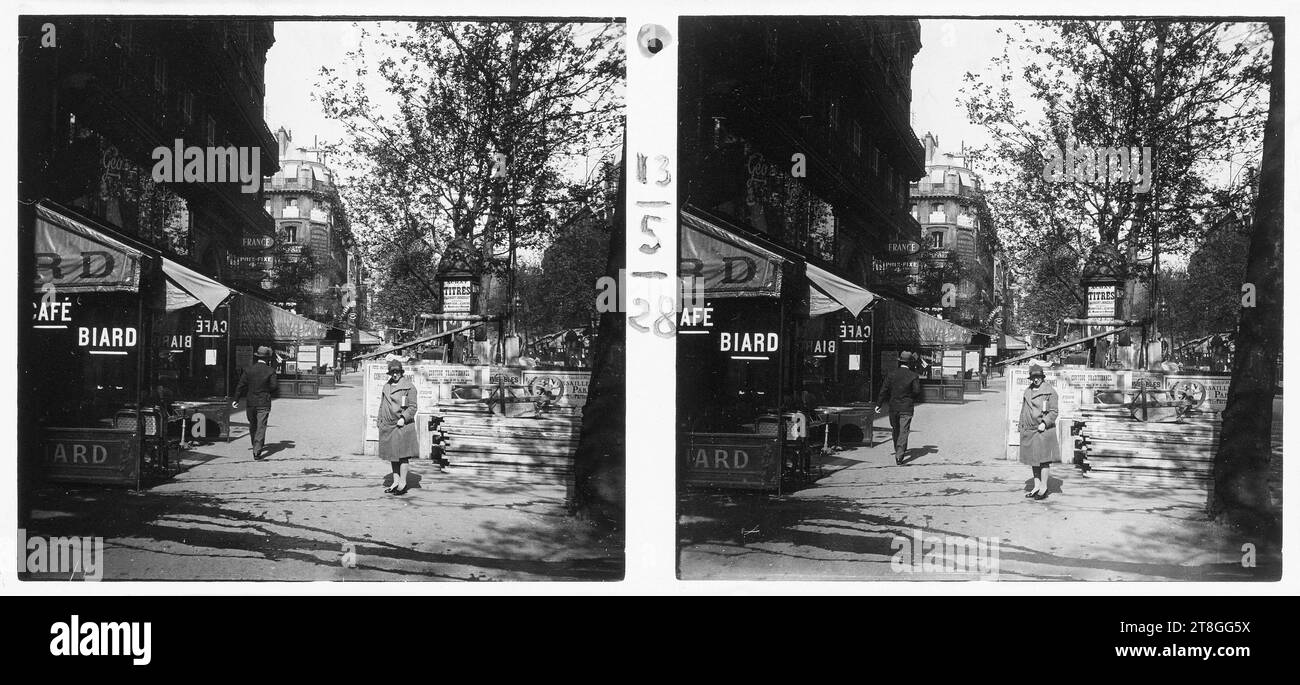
(33, 295, 139, 351)
(679, 304, 781, 355)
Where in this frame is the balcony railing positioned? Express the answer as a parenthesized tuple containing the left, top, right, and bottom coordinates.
(913, 180, 983, 198)
(264, 176, 336, 194)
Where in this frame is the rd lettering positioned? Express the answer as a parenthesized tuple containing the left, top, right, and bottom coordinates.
(719, 332, 779, 353)
(693, 448, 750, 470)
(51, 443, 109, 464)
(77, 327, 137, 348)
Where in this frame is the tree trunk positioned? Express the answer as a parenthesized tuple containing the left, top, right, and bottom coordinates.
(569, 146, 626, 532)
(480, 25, 524, 332)
(1206, 21, 1283, 542)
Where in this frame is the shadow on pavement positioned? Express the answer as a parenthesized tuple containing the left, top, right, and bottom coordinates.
(25, 473, 623, 581)
(678, 485, 1281, 581)
(259, 440, 295, 458)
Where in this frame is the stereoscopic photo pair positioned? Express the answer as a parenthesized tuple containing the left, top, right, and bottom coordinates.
(16, 14, 1283, 583)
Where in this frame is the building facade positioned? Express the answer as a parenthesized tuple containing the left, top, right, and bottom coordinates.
(909, 132, 1002, 330)
(19, 18, 279, 283)
(678, 16, 928, 428)
(679, 17, 926, 291)
(18, 18, 282, 495)
(259, 127, 354, 324)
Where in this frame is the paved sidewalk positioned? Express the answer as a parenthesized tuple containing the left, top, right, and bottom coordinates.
(24, 374, 622, 582)
(679, 376, 1282, 582)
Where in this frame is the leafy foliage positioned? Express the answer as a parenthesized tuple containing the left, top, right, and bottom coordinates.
(316, 21, 624, 328)
(960, 21, 1271, 333)
(1163, 217, 1252, 346)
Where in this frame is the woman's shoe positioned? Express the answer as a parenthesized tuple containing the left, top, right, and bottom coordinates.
(1032, 490, 1049, 501)
(1024, 490, 1038, 498)
(389, 486, 408, 496)
(383, 484, 397, 493)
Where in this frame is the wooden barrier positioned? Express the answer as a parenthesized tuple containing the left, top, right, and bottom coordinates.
(922, 379, 965, 403)
(682, 433, 781, 491)
(435, 404, 581, 484)
(360, 361, 591, 483)
(1078, 406, 1219, 488)
(41, 427, 140, 486)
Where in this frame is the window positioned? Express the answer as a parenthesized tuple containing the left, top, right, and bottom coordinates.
(932, 202, 944, 215)
(289, 198, 299, 208)
(284, 224, 299, 243)
(930, 231, 945, 249)
(264, 200, 271, 214)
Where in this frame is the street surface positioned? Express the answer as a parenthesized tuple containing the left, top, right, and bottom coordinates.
(24, 373, 622, 582)
(679, 376, 1283, 581)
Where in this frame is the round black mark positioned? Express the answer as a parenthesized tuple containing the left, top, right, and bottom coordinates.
(637, 24, 672, 58)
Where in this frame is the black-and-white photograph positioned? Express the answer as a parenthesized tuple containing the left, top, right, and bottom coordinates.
(675, 16, 1283, 581)
(17, 16, 627, 581)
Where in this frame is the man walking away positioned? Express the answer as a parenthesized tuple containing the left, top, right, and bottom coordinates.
(876, 351, 922, 465)
(232, 346, 279, 460)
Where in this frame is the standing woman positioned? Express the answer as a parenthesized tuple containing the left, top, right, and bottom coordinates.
(1020, 363, 1060, 500)
(377, 359, 420, 495)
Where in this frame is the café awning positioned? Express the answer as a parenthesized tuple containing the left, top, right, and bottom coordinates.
(162, 258, 233, 313)
(33, 202, 149, 293)
(681, 209, 786, 298)
(807, 263, 878, 318)
(233, 294, 333, 341)
(876, 298, 979, 348)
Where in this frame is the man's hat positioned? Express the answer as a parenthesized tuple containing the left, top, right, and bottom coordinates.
(255, 346, 273, 359)
(387, 359, 404, 373)
(898, 351, 914, 362)
(1028, 363, 1046, 378)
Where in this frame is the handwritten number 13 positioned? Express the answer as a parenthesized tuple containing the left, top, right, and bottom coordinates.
(636, 153, 671, 186)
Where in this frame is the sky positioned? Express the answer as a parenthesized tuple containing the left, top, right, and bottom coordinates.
(911, 19, 1011, 170)
(263, 21, 368, 170)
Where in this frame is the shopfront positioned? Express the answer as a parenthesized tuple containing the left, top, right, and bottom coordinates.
(678, 209, 880, 491)
(25, 200, 259, 489)
(679, 209, 792, 491)
(231, 294, 342, 398)
(874, 298, 985, 403)
(154, 258, 236, 443)
(28, 202, 157, 487)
